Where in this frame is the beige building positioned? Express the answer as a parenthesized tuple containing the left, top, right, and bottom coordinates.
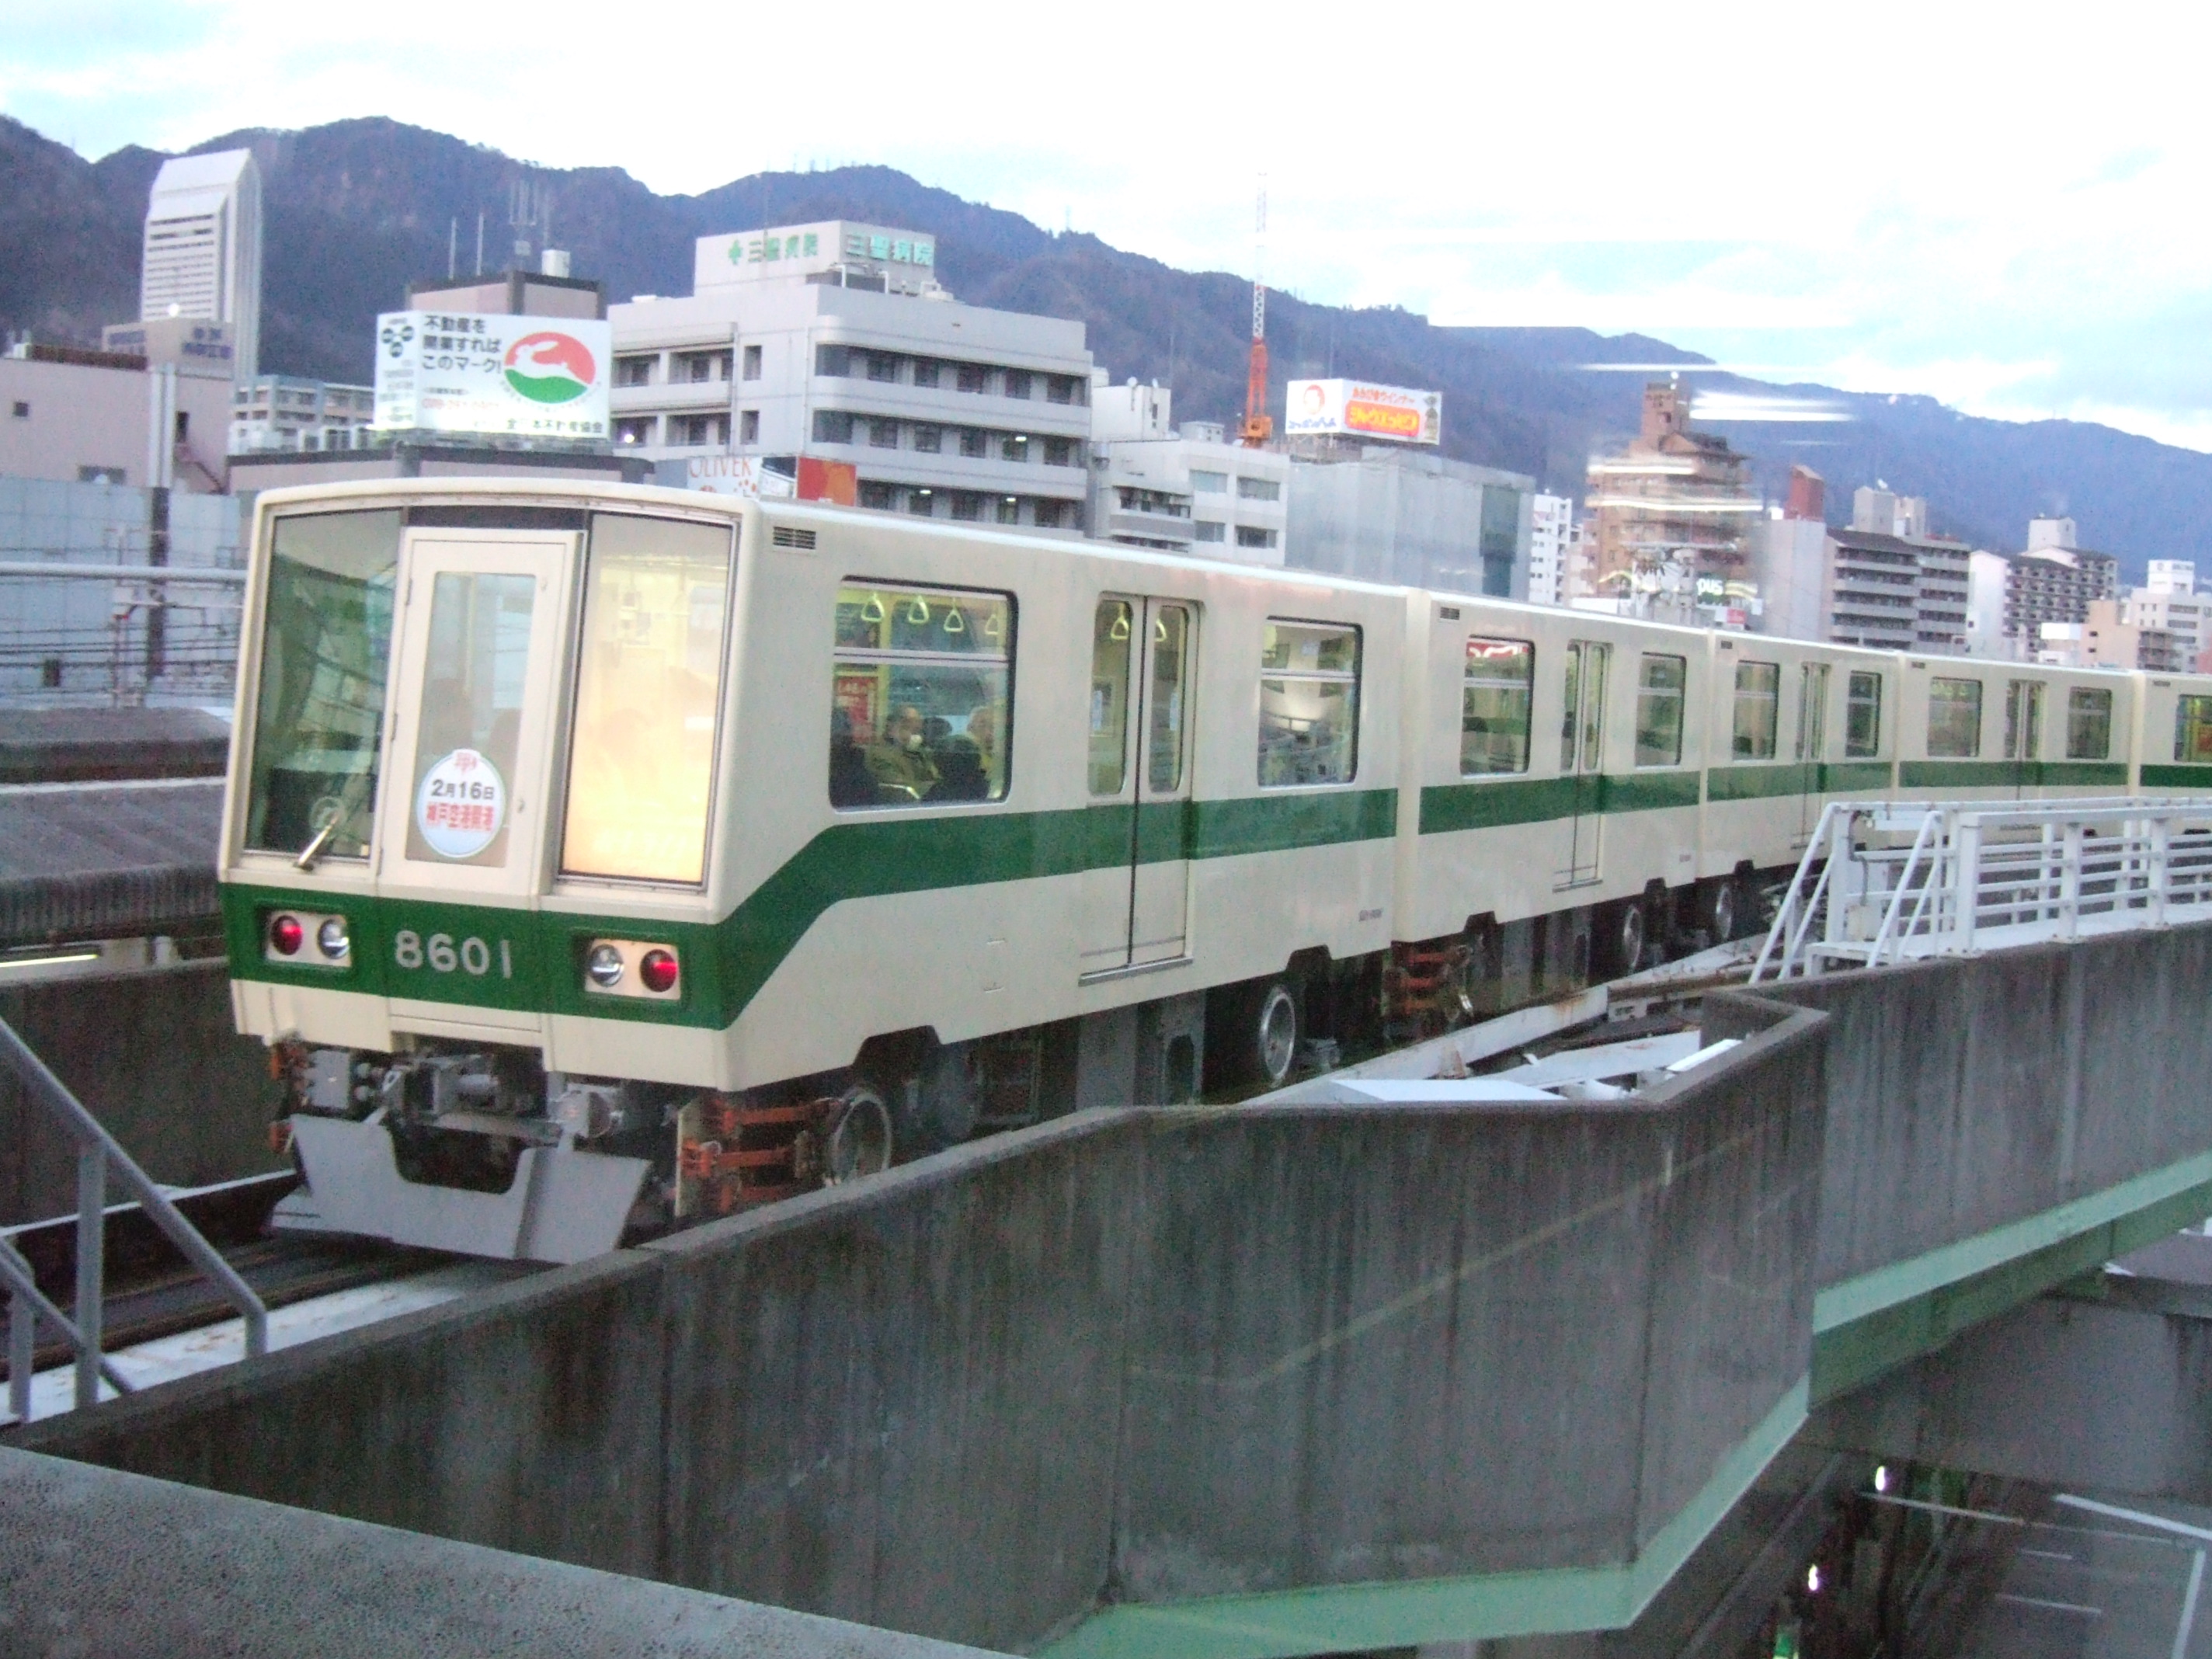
(1, 344, 232, 492)
(1583, 381, 1761, 621)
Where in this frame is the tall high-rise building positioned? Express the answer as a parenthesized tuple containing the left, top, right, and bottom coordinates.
(1526, 493, 1573, 605)
(139, 150, 262, 381)
(1583, 381, 1760, 623)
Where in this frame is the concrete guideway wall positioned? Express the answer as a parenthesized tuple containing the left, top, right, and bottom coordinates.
(9, 1001, 1829, 1659)
(0, 1444, 1005, 1659)
(1705, 919, 2212, 1401)
(0, 959, 283, 1226)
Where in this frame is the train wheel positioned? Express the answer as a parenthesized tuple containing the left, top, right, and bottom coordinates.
(1602, 900, 1647, 979)
(823, 1087, 892, 1184)
(1252, 980, 1300, 1089)
(1705, 878, 1740, 944)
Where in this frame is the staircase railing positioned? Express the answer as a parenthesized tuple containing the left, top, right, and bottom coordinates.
(1, 1015, 266, 1422)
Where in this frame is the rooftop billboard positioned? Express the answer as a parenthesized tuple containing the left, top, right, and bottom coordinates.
(373, 311, 610, 442)
(1285, 378, 1442, 446)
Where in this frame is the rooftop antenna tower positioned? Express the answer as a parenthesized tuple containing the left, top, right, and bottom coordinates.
(1241, 176, 1272, 447)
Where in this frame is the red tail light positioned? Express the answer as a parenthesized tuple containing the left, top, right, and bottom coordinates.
(639, 949, 679, 993)
(269, 914, 304, 955)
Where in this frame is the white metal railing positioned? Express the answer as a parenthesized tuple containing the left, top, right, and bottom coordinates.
(1752, 798, 2212, 982)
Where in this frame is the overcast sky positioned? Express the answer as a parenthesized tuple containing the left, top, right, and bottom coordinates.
(8, 0, 2206, 449)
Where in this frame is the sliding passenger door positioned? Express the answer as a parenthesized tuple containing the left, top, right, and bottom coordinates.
(1558, 639, 1609, 888)
(1796, 662, 1830, 842)
(1080, 595, 1197, 976)
(2004, 679, 2045, 797)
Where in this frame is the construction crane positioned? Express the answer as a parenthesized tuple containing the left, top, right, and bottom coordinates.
(1240, 179, 1271, 447)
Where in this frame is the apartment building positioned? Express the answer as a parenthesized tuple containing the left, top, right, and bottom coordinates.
(229, 376, 376, 454)
(1527, 493, 1572, 605)
(1084, 379, 1288, 562)
(608, 222, 1093, 533)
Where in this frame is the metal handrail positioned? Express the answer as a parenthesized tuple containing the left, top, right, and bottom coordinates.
(1, 1016, 266, 1421)
(1753, 797, 2212, 983)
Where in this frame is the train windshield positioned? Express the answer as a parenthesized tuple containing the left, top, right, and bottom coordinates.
(243, 510, 402, 858)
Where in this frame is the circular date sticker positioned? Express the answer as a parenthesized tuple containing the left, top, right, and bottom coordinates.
(415, 748, 506, 859)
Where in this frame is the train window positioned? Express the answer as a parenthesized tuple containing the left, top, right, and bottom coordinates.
(1259, 621, 1360, 788)
(1927, 677, 1983, 758)
(1731, 661, 1779, 760)
(1089, 600, 1132, 794)
(1462, 637, 1533, 776)
(243, 510, 402, 860)
(1845, 672, 1882, 758)
(405, 571, 537, 869)
(2175, 695, 2212, 763)
(1634, 653, 1686, 767)
(2067, 687, 2113, 760)
(830, 582, 1013, 809)
(1148, 606, 1191, 793)
(560, 515, 734, 883)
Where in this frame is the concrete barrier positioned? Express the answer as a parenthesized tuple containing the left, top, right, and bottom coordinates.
(9, 999, 1829, 1659)
(0, 1445, 1006, 1659)
(0, 959, 283, 1226)
(1709, 921, 2212, 1400)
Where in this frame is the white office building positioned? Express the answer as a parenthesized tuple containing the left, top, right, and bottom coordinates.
(1085, 378, 1289, 563)
(2125, 562, 2206, 666)
(609, 222, 1093, 532)
(229, 377, 377, 454)
(138, 150, 262, 382)
(1527, 493, 1573, 605)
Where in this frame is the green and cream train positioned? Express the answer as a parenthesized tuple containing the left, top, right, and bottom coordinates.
(221, 478, 2212, 1260)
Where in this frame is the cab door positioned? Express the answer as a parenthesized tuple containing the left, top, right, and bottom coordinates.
(1078, 595, 1195, 976)
(373, 528, 574, 1011)
(1558, 639, 1609, 888)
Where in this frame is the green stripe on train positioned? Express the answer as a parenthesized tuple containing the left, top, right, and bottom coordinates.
(224, 788, 1399, 1031)
(2140, 763, 2212, 790)
(1898, 759, 2129, 789)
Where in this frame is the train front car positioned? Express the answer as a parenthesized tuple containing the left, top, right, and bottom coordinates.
(221, 482, 767, 1262)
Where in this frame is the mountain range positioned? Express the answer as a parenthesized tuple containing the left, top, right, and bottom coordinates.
(5, 112, 2208, 585)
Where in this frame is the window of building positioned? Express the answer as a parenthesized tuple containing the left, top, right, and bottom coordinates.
(561, 515, 733, 883)
(830, 583, 1012, 809)
(859, 481, 897, 510)
(1846, 671, 1882, 757)
(959, 428, 987, 458)
(1732, 661, 1780, 760)
(1001, 433, 1030, 462)
(996, 496, 1020, 525)
(1462, 638, 1533, 777)
(674, 352, 718, 384)
(670, 414, 714, 446)
(864, 352, 899, 383)
(739, 409, 760, 444)
(1045, 436, 1075, 467)
(1035, 500, 1069, 530)
(1927, 676, 1984, 758)
(869, 419, 899, 449)
(1003, 370, 1033, 401)
(815, 344, 850, 377)
(1236, 527, 1278, 550)
(614, 356, 656, 388)
(908, 489, 935, 516)
(1190, 471, 1229, 494)
(1635, 653, 1687, 767)
(913, 358, 941, 388)
(742, 345, 762, 381)
(11, 402, 28, 419)
(812, 410, 855, 444)
(2175, 695, 2212, 763)
(913, 424, 943, 454)
(1259, 621, 1360, 788)
(244, 510, 402, 860)
(1194, 521, 1226, 543)
(956, 363, 988, 394)
(2067, 687, 2113, 760)
(76, 466, 126, 484)
(950, 492, 986, 521)
(1236, 475, 1282, 502)
(1046, 375, 1081, 405)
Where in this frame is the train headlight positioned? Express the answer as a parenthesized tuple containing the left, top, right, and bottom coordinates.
(269, 913, 304, 956)
(315, 917, 350, 962)
(586, 944, 626, 988)
(639, 948, 679, 993)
